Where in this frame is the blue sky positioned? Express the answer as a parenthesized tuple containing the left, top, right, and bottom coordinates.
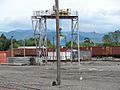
(0, 0, 120, 33)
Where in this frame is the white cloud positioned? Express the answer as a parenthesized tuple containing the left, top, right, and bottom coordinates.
(80, 10, 120, 33)
(0, 17, 32, 32)
(0, 0, 120, 32)
(0, 0, 55, 20)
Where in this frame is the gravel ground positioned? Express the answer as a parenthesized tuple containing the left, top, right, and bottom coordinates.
(0, 61, 120, 90)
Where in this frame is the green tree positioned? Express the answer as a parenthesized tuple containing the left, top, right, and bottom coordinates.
(66, 41, 78, 48)
(25, 38, 35, 46)
(110, 30, 120, 43)
(1, 33, 6, 39)
(84, 37, 90, 43)
(81, 37, 94, 46)
(47, 39, 53, 48)
(0, 34, 10, 50)
(102, 34, 112, 46)
(102, 30, 120, 46)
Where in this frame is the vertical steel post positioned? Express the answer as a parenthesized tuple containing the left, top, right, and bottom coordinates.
(11, 36, 13, 57)
(94, 31, 96, 46)
(77, 17, 80, 65)
(71, 19, 73, 62)
(24, 39, 25, 57)
(65, 36, 67, 60)
(53, 36, 55, 60)
(44, 18, 48, 64)
(55, 0, 61, 85)
(38, 19, 41, 57)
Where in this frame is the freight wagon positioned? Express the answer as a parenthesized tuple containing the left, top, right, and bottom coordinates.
(91, 46, 106, 57)
(91, 46, 120, 58)
(7, 46, 120, 60)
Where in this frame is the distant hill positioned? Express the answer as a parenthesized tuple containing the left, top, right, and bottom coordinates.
(0, 29, 105, 44)
(80, 32, 104, 42)
(4, 30, 34, 39)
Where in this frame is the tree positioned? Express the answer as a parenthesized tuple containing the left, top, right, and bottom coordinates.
(47, 39, 53, 48)
(84, 37, 91, 43)
(102, 30, 120, 46)
(0, 34, 10, 50)
(25, 38, 35, 46)
(81, 37, 94, 46)
(1, 33, 6, 39)
(102, 34, 112, 46)
(4, 39, 11, 50)
(110, 30, 120, 43)
(66, 41, 77, 48)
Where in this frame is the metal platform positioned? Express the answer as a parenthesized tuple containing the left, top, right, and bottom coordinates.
(32, 15, 78, 19)
(32, 10, 78, 19)
(31, 9, 80, 63)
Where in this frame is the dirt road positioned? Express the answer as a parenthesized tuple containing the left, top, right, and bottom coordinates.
(0, 61, 120, 90)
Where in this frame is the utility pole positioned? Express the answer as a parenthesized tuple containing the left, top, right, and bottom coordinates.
(55, 0, 61, 85)
(65, 36, 67, 60)
(11, 36, 13, 57)
(53, 36, 55, 60)
(93, 31, 96, 46)
(23, 39, 25, 57)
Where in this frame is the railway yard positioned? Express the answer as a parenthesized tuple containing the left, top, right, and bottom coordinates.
(0, 61, 120, 90)
(0, 0, 120, 90)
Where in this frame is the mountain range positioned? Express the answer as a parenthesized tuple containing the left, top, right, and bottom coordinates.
(0, 29, 105, 44)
